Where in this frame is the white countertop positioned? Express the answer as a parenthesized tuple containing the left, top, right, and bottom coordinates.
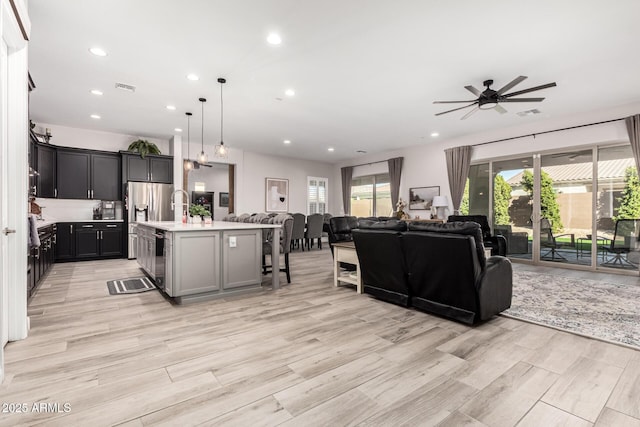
(136, 220, 281, 232)
(35, 219, 124, 229)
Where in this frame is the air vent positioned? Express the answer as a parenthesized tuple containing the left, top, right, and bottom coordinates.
(517, 108, 541, 117)
(115, 82, 136, 92)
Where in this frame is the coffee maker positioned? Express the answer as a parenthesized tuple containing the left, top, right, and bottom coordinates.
(101, 201, 116, 220)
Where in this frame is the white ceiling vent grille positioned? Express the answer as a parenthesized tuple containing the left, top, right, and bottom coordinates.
(115, 82, 136, 92)
(517, 108, 541, 117)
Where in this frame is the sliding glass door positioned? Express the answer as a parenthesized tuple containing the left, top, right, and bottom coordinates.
(468, 144, 639, 272)
(596, 145, 640, 271)
(537, 150, 593, 266)
(492, 157, 534, 260)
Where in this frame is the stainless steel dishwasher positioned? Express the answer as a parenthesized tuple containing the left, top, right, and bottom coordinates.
(154, 229, 165, 292)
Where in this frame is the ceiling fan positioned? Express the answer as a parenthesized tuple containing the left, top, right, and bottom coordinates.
(434, 76, 556, 120)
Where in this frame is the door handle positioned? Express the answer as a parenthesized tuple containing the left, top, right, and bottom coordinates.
(2, 228, 16, 235)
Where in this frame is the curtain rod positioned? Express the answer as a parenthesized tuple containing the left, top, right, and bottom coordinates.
(471, 117, 626, 147)
(346, 159, 388, 169)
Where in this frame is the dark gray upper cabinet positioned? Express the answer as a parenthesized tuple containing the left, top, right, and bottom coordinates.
(57, 149, 90, 199)
(149, 157, 172, 183)
(125, 155, 150, 182)
(36, 144, 56, 198)
(122, 153, 173, 184)
(54, 148, 121, 200)
(91, 153, 121, 200)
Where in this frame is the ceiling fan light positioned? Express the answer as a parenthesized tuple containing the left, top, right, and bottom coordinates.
(479, 101, 498, 110)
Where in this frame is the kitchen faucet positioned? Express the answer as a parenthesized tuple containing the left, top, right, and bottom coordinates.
(171, 189, 189, 211)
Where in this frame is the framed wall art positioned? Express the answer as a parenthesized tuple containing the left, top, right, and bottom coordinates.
(265, 178, 289, 212)
(219, 192, 229, 208)
(408, 186, 440, 210)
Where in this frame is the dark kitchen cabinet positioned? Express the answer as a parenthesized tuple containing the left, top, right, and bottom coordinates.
(56, 223, 76, 261)
(58, 222, 123, 261)
(57, 149, 90, 199)
(57, 149, 121, 200)
(91, 153, 121, 200)
(75, 224, 101, 258)
(122, 152, 173, 184)
(149, 157, 172, 183)
(36, 144, 56, 198)
(29, 224, 55, 300)
(100, 224, 123, 256)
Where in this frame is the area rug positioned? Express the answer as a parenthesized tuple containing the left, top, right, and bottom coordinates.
(107, 277, 156, 295)
(503, 271, 640, 349)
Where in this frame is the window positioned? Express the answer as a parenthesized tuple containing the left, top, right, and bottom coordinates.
(350, 173, 391, 217)
(308, 177, 328, 215)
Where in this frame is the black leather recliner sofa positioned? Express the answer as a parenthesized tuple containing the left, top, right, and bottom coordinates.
(352, 220, 512, 324)
(447, 215, 507, 256)
(350, 220, 410, 306)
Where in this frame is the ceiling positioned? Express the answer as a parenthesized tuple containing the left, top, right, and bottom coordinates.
(27, 0, 640, 162)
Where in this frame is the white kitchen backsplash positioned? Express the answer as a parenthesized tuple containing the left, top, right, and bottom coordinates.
(33, 198, 123, 221)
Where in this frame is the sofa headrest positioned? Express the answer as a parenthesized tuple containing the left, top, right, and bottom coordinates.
(329, 216, 355, 234)
(408, 221, 485, 264)
(448, 215, 491, 239)
(358, 219, 407, 231)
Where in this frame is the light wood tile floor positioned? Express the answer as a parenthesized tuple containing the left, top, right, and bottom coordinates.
(1, 251, 639, 426)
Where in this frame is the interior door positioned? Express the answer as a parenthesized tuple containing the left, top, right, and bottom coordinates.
(1, 38, 9, 350)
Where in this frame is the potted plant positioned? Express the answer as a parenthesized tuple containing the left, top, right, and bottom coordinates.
(127, 139, 161, 158)
(188, 204, 212, 223)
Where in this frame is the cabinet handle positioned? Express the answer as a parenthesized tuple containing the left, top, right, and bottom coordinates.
(101, 231, 104, 239)
(53, 235, 57, 244)
(106, 224, 118, 228)
(91, 190, 94, 199)
(82, 225, 94, 228)
(54, 188, 57, 198)
(87, 190, 90, 198)
(70, 225, 73, 234)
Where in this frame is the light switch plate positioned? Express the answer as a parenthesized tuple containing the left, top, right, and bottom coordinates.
(229, 236, 237, 247)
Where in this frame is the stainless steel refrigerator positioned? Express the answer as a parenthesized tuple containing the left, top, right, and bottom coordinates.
(126, 182, 174, 259)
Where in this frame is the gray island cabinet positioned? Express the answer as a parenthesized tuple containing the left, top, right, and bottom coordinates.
(136, 221, 281, 304)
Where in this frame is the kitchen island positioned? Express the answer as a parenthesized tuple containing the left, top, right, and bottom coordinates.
(136, 221, 281, 304)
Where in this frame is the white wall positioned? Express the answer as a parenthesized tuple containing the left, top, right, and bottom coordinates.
(240, 151, 334, 215)
(187, 162, 229, 220)
(35, 123, 169, 154)
(331, 102, 640, 217)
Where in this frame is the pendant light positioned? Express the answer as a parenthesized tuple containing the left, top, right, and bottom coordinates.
(214, 77, 228, 159)
(198, 97, 208, 163)
(184, 112, 193, 170)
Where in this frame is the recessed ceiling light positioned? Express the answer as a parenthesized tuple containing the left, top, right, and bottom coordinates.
(90, 89, 103, 96)
(89, 47, 107, 57)
(174, 128, 182, 132)
(267, 33, 282, 45)
(90, 114, 101, 119)
(186, 74, 199, 81)
(283, 140, 291, 144)
(328, 147, 335, 152)
(166, 105, 176, 111)
(285, 89, 295, 97)
(431, 132, 439, 137)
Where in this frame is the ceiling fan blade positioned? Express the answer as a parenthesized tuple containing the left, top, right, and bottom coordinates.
(500, 97, 545, 102)
(464, 85, 482, 97)
(433, 100, 477, 104)
(460, 106, 479, 120)
(494, 104, 508, 114)
(496, 76, 527, 95)
(503, 82, 557, 98)
(193, 161, 200, 169)
(435, 102, 478, 116)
